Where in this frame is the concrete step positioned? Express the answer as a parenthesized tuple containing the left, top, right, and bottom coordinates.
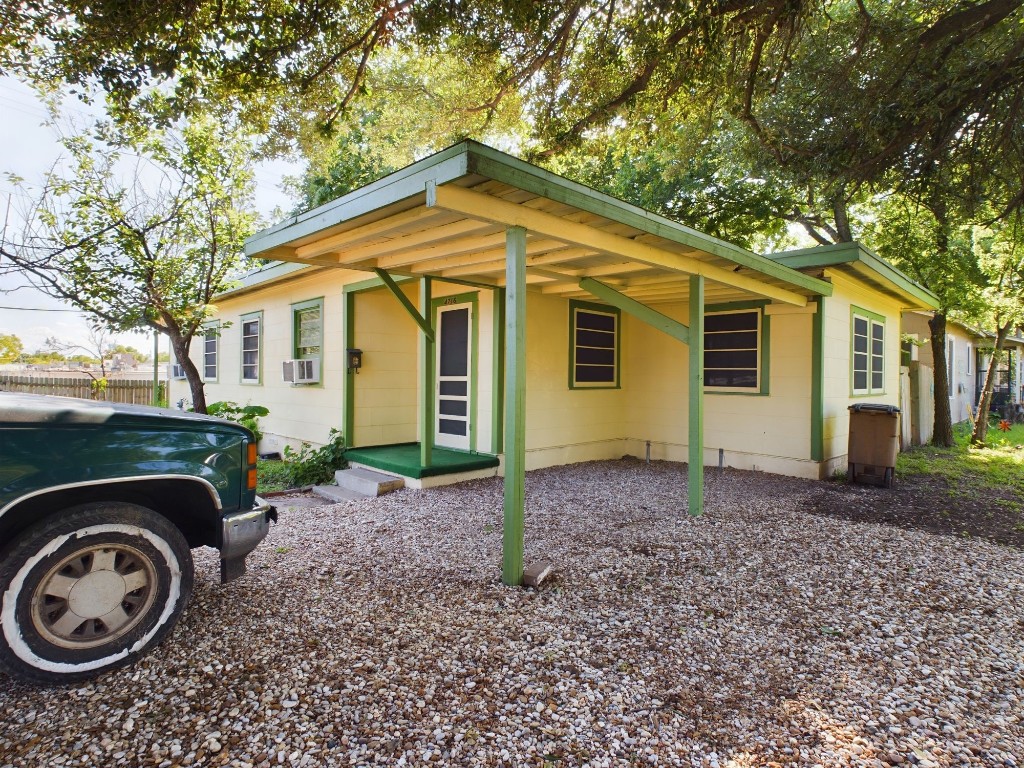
(335, 467, 405, 496)
(311, 484, 373, 502)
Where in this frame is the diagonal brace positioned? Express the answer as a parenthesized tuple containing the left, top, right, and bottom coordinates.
(579, 277, 690, 345)
(374, 268, 435, 342)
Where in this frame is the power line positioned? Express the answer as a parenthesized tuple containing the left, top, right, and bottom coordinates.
(0, 305, 85, 313)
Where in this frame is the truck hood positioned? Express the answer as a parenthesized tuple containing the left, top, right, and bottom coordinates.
(0, 392, 246, 435)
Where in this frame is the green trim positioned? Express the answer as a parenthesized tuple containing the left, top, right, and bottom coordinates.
(704, 300, 769, 312)
(343, 273, 416, 295)
(850, 304, 886, 397)
(420, 278, 434, 468)
(202, 320, 220, 383)
(245, 140, 831, 298)
(578, 277, 689, 344)
(768, 241, 938, 309)
(291, 297, 324, 388)
(375, 268, 435, 341)
(245, 147, 472, 256)
(219, 261, 316, 299)
(344, 443, 499, 479)
(688, 275, 705, 517)
(465, 145, 830, 296)
(811, 297, 824, 462)
(568, 298, 622, 390)
(343, 292, 355, 445)
(703, 303, 769, 396)
(492, 287, 505, 455)
(432, 290, 479, 452)
(239, 310, 263, 385)
(503, 226, 527, 587)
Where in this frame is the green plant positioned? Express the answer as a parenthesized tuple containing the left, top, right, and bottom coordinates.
(256, 459, 293, 494)
(207, 401, 269, 442)
(282, 428, 347, 487)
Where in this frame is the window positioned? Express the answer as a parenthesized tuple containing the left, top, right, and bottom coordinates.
(569, 300, 619, 388)
(292, 298, 323, 360)
(965, 343, 972, 375)
(704, 309, 762, 391)
(851, 308, 884, 395)
(203, 324, 218, 381)
(241, 312, 262, 384)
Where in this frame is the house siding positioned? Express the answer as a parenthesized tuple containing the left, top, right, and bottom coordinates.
(820, 272, 904, 477)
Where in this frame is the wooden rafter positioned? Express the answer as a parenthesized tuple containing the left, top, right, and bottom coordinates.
(427, 183, 808, 307)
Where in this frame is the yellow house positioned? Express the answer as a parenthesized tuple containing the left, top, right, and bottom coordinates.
(169, 142, 937, 584)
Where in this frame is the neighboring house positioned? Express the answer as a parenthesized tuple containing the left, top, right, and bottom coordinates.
(902, 312, 1024, 425)
(170, 142, 938, 497)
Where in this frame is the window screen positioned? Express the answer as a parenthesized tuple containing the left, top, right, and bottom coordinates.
(241, 315, 260, 382)
(704, 310, 760, 389)
(203, 327, 218, 380)
(571, 305, 619, 387)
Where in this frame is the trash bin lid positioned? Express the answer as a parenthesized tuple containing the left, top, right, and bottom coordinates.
(849, 403, 900, 414)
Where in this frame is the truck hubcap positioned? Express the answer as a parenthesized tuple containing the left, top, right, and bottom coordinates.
(32, 544, 157, 649)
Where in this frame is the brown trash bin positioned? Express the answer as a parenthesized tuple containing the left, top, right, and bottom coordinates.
(847, 403, 900, 488)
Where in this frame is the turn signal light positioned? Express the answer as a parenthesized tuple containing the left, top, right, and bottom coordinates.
(247, 468, 258, 490)
(247, 443, 258, 465)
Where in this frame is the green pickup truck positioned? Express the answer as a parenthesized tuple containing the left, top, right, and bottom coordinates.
(0, 392, 276, 683)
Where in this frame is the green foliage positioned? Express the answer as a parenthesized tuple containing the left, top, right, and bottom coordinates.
(897, 424, 1024, 504)
(0, 334, 23, 363)
(281, 429, 348, 487)
(0, 112, 260, 414)
(255, 459, 293, 494)
(206, 401, 270, 442)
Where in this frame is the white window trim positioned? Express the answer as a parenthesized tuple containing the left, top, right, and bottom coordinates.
(202, 323, 219, 382)
(851, 310, 885, 396)
(240, 312, 262, 384)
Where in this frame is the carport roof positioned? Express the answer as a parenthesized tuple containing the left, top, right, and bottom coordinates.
(245, 141, 832, 307)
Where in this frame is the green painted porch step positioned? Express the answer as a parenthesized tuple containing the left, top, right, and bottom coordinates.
(344, 443, 500, 480)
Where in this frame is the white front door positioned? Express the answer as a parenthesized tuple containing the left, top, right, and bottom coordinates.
(435, 302, 472, 450)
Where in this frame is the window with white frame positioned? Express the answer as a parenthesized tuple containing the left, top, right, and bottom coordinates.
(241, 312, 262, 383)
(851, 308, 884, 395)
(704, 309, 762, 390)
(965, 343, 972, 375)
(203, 324, 218, 381)
(293, 299, 323, 360)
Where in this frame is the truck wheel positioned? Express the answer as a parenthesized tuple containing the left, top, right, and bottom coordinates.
(0, 503, 193, 684)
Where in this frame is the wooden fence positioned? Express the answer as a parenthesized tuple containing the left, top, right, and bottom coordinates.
(0, 375, 162, 405)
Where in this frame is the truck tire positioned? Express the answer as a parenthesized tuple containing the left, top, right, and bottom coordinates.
(0, 502, 194, 684)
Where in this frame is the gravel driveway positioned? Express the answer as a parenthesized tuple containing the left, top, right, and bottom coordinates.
(2, 459, 1022, 767)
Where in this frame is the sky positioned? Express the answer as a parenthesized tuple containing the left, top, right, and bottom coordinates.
(0, 76, 300, 357)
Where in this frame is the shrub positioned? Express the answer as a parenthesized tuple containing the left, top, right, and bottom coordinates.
(282, 429, 347, 487)
(207, 401, 269, 442)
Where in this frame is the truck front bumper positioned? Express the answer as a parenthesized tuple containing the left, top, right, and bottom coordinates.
(220, 496, 277, 583)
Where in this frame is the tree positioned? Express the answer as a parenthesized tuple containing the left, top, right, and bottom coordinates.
(0, 115, 258, 413)
(0, 333, 22, 363)
(866, 192, 987, 445)
(966, 224, 1024, 445)
(45, 325, 115, 378)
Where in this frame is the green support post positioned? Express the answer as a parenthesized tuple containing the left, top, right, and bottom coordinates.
(688, 274, 705, 516)
(503, 226, 527, 586)
(420, 277, 434, 469)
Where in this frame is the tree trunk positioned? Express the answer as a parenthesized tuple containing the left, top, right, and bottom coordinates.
(168, 333, 208, 414)
(971, 322, 1011, 446)
(929, 311, 955, 447)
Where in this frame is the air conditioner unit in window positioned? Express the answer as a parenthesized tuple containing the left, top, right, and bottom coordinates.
(168, 363, 186, 380)
(282, 358, 320, 384)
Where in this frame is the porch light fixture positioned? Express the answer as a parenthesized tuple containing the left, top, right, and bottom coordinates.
(347, 348, 363, 374)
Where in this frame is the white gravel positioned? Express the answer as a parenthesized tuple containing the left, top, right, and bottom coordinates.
(2, 458, 1022, 767)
